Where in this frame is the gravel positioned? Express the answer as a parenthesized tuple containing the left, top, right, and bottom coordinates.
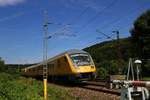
(48, 82, 120, 100)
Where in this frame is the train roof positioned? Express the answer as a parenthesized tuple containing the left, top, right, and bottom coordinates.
(66, 49, 87, 54)
(25, 49, 88, 69)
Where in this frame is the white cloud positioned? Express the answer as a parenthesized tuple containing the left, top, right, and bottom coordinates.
(0, 0, 24, 6)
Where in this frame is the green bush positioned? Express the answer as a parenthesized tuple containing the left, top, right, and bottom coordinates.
(0, 73, 75, 100)
(0, 73, 43, 100)
(96, 67, 108, 79)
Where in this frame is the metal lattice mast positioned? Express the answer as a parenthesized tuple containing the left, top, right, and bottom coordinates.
(43, 10, 48, 100)
(127, 58, 135, 81)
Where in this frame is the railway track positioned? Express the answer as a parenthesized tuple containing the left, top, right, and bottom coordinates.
(50, 80, 121, 100)
(79, 81, 120, 96)
(45, 80, 120, 100)
(48, 79, 120, 96)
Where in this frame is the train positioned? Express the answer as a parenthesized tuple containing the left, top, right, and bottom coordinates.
(21, 49, 96, 81)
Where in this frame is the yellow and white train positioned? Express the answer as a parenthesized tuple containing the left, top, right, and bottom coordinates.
(22, 49, 96, 81)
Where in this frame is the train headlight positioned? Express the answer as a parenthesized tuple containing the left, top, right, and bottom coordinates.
(74, 64, 79, 68)
(74, 64, 80, 72)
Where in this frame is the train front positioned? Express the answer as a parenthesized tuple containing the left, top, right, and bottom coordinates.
(69, 52, 96, 81)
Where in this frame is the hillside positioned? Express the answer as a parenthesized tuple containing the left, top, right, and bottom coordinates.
(84, 37, 132, 62)
(84, 37, 150, 78)
(83, 37, 132, 78)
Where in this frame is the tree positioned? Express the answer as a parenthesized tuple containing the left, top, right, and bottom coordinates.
(0, 57, 5, 71)
(130, 10, 150, 59)
(130, 10, 150, 77)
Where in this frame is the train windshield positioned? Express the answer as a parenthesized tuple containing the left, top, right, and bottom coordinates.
(70, 53, 92, 66)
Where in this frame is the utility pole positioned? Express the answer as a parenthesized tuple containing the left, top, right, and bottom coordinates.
(112, 30, 122, 74)
(43, 10, 49, 100)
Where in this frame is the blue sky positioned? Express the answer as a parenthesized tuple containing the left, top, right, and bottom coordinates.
(0, 0, 150, 64)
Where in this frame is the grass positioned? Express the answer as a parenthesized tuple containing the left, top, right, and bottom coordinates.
(142, 77, 150, 81)
(0, 72, 75, 100)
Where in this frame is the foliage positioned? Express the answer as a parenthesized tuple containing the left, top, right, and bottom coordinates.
(141, 59, 150, 76)
(0, 73, 43, 100)
(84, 38, 131, 76)
(130, 9, 150, 77)
(96, 67, 108, 79)
(0, 73, 74, 100)
(0, 57, 5, 71)
(47, 86, 73, 100)
(142, 77, 150, 81)
(130, 10, 150, 59)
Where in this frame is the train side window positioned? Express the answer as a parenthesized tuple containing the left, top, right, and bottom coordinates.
(57, 60, 60, 67)
(48, 64, 50, 68)
(48, 64, 54, 68)
(64, 57, 67, 62)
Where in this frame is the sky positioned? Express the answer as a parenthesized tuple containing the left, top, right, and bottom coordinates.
(0, 0, 150, 64)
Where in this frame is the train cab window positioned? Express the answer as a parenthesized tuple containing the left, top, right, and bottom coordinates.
(70, 53, 92, 66)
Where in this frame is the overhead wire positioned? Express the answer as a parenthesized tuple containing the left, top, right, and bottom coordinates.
(96, 2, 150, 32)
(48, 24, 76, 38)
(40, 1, 118, 40)
(71, 0, 119, 48)
(79, 2, 150, 49)
(65, 0, 119, 49)
(76, 0, 118, 33)
(88, 2, 150, 41)
(51, 0, 118, 37)
(48, 6, 90, 39)
(79, 34, 113, 49)
(96, 29, 115, 41)
(71, 7, 89, 25)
